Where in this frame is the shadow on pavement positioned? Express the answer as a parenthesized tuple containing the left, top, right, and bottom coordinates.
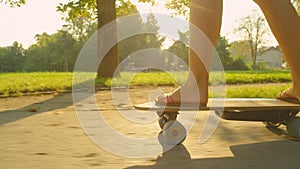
(0, 93, 75, 126)
(126, 139, 300, 169)
(0, 79, 102, 125)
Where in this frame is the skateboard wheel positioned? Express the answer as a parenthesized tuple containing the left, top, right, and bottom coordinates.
(163, 120, 187, 145)
(287, 117, 300, 138)
(263, 121, 281, 128)
(158, 116, 168, 129)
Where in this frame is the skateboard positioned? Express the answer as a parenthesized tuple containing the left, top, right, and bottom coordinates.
(134, 98, 300, 145)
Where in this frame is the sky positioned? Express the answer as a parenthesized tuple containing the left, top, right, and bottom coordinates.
(0, 0, 278, 49)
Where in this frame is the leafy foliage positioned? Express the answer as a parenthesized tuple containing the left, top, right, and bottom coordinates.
(212, 36, 232, 70)
(56, 0, 145, 42)
(118, 13, 166, 70)
(118, 13, 164, 56)
(0, 0, 25, 7)
(165, 0, 190, 17)
(167, 31, 189, 66)
(23, 31, 80, 72)
(1, 0, 289, 73)
(57, 0, 97, 42)
(0, 42, 24, 72)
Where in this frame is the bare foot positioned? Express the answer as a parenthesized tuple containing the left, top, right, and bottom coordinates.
(156, 83, 208, 105)
(277, 87, 300, 102)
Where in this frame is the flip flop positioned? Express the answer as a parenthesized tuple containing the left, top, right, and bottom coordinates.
(155, 95, 207, 107)
(276, 91, 300, 104)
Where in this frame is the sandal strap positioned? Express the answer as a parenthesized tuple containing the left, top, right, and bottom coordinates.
(166, 95, 175, 103)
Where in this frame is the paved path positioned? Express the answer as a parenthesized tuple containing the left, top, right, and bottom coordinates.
(1, 87, 299, 168)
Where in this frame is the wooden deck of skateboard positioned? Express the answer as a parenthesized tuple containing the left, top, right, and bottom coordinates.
(135, 98, 300, 123)
(135, 98, 300, 111)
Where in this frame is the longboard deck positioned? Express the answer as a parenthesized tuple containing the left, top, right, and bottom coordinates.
(134, 98, 300, 112)
(135, 98, 300, 142)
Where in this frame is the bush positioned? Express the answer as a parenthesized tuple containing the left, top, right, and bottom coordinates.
(229, 58, 250, 70)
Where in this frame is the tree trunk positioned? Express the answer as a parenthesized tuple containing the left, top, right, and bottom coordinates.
(253, 43, 258, 70)
(97, 0, 119, 78)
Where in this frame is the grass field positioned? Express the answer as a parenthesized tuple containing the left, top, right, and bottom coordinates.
(0, 72, 73, 96)
(0, 71, 292, 98)
(98, 70, 291, 86)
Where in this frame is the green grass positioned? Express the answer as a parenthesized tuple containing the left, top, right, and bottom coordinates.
(106, 72, 183, 87)
(0, 72, 73, 96)
(224, 83, 290, 98)
(0, 71, 292, 97)
(102, 70, 291, 87)
(224, 70, 291, 84)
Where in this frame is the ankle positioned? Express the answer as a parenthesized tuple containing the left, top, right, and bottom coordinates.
(287, 86, 300, 100)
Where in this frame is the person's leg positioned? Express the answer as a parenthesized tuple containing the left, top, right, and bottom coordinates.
(254, 0, 300, 101)
(157, 0, 223, 104)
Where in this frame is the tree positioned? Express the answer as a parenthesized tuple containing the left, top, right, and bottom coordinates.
(0, 42, 24, 72)
(144, 13, 165, 49)
(96, 0, 119, 77)
(211, 36, 233, 70)
(118, 14, 144, 63)
(168, 30, 189, 66)
(58, 0, 155, 78)
(118, 12, 167, 70)
(24, 31, 78, 72)
(235, 10, 269, 69)
(168, 35, 237, 70)
(230, 40, 252, 64)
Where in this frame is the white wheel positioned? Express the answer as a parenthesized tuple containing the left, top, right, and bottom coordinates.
(163, 120, 186, 145)
(287, 117, 300, 138)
